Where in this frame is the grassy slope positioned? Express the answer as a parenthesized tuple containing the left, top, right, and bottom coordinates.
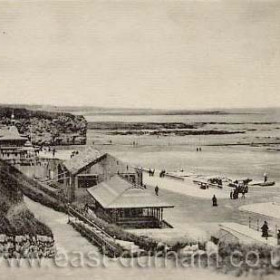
(0, 163, 52, 236)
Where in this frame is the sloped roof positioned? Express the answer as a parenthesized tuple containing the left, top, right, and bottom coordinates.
(63, 146, 106, 175)
(0, 126, 27, 142)
(87, 175, 173, 209)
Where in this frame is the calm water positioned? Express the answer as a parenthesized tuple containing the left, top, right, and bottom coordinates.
(83, 108, 280, 124)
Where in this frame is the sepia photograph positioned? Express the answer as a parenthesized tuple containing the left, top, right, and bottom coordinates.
(0, 0, 280, 279)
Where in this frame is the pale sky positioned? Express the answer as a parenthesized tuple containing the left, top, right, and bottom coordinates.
(0, 0, 280, 109)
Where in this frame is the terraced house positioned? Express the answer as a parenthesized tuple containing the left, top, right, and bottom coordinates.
(0, 125, 37, 165)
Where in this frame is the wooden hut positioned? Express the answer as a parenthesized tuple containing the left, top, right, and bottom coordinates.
(60, 146, 143, 201)
(87, 175, 174, 228)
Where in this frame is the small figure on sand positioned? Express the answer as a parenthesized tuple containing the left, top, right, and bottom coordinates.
(261, 221, 269, 239)
(155, 186, 159, 196)
(241, 190, 246, 199)
(264, 173, 268, 183)
(277, 230, 280, 246)
(230, 190, 233, 200)
(212, 195, 218, 207)
(232, 188, 239, 200)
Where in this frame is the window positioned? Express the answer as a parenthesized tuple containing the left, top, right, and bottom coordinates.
(77, 175, 99, 188)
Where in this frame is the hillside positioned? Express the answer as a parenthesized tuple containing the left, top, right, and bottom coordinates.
(0, 160, 52, 237)
(0, 106, 87, 146)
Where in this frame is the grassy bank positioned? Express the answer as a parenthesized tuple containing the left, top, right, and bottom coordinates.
(0, 160, 53, 237)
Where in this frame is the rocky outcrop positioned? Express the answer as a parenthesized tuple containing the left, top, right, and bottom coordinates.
(0, 106, 87, 146)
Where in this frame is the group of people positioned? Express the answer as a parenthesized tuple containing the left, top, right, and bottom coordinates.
(148, 169, 155, 176)
(132, 141, 138, 146)
(196, 147, 202, 152)
(0, 234, 55, 258)
(261, 221, 280, 244)
(70, 150, 79, 158)
(230, 188, 246, 200)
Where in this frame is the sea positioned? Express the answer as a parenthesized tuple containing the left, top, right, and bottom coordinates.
(81, 107, 280, 183)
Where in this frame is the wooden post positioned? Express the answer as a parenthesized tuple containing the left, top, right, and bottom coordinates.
(70, 174, 76, 202)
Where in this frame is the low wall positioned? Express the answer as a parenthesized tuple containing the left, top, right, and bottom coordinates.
(0, 234, 55, 258)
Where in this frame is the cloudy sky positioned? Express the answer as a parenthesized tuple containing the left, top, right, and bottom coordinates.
(0, 0, 279, 109)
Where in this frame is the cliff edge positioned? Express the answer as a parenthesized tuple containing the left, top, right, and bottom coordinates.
(0, 106, 87, 146)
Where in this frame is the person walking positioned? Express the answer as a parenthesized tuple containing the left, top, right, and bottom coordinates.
(212, 195, 218, 207)
(155, 186, 159, 196)
(261, 221, 269, 239)
(230, 190, 233, 200)
(264, 173, 268, 183)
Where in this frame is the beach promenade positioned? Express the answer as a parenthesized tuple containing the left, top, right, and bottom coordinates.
(142, 172, 280, 244)
(219, 223, 278, 247)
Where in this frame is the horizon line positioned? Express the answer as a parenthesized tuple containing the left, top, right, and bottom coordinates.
(0, 102, 280, 112)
